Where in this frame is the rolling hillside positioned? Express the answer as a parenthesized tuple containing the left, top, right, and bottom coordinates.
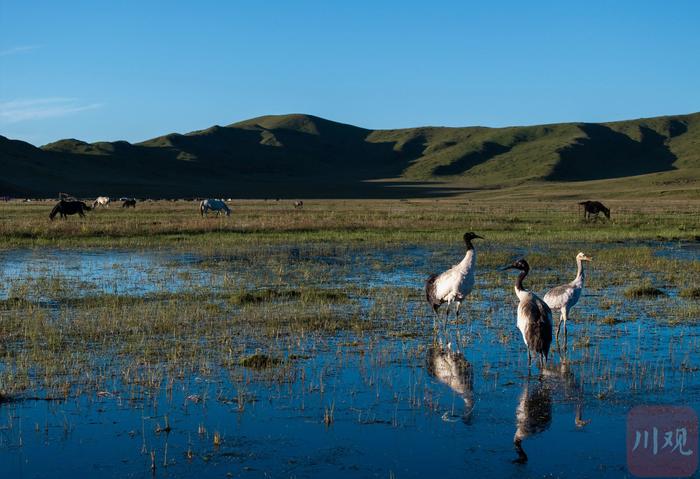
(1, 112, 699, 198)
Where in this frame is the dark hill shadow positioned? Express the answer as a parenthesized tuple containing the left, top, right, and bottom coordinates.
(547, 124, 677, 181)
(433, 142, 510, 175)
(156, 120, 423, 183)
(668, 119, 688, 138)
(4, 132, 467, 198)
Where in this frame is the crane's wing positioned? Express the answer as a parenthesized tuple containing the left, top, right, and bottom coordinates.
(544, 284, 573, 309)
(425, 273, 441, 309)
(522, 297, 552, 357)
(432, 267, 464, 302)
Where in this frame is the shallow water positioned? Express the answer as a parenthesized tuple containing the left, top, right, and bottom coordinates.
(654, 240, 700, 262)
(0, 243, 698, 477)
(0, 249, 209, 298)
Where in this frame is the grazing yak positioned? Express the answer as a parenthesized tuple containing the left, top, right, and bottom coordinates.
(578, 201, 610, 221)
(49, 200, 91, 220)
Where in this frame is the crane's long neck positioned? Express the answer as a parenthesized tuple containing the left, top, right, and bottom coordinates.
(464, 238, 474, 252)
(574, 258, 585, 285)
(457, 244, 476, 272)
(515, 269, 528, 294)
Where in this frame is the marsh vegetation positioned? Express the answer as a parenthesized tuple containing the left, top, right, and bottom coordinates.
(0, 199, 698, 477)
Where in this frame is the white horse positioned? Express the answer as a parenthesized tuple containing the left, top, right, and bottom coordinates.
(92, 196, 111, 208)
(200, 198, 231, 217)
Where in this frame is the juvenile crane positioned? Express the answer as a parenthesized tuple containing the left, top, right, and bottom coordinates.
(543, 252, 592, 348)
(504, 259, 552, 369)
(425, 232, 483, 322)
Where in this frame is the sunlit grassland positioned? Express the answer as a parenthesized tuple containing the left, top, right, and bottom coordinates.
(0, 198, 698, 249)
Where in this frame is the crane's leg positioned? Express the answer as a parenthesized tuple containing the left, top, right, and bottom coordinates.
(562, 308, 569, 350)
(443, 301, 452, 338)
(555, 312, 563, 345)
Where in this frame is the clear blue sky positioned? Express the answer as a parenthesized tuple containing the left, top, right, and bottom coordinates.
(1, 0, 699, 145)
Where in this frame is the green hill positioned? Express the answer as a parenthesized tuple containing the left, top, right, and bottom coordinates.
(1, 112, 699, 198)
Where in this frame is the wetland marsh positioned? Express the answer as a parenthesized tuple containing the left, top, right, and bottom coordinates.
(0, 199, 698, 477)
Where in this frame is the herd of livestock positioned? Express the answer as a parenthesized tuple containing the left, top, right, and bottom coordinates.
(46, 196, 307, 220)
(45, 196, 609, 222)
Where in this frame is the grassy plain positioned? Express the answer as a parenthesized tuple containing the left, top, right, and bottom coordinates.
(0, 196, 698, 250)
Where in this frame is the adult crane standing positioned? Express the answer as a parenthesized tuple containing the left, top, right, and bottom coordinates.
(544, 252, 592, 349)
(425, 232, 484, 325)
(503, 259, 552, 369)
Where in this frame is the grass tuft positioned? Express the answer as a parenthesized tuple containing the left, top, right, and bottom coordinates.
(679, 287, 700, 299)
(624, 284, 666, 298)
(240, 353, 282, 369)
(228, 288, 348, 305)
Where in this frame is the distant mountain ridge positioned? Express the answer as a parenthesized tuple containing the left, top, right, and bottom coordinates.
(1, 112, 699, 198)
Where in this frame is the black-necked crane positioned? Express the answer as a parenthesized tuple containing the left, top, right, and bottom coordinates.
(543, 252, 592, 348)
(425, 232, 483, 323)
(504, 259, 552, 369)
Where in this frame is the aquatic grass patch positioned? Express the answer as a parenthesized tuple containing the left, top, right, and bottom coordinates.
(0, 277, 405, 398)
(239, 353, 282, 369)
(679, 287, 700, 299)
(600, 316, 624, 325)
(226, 287, 350, 305)
(662, 301, 700, 324)
(0, 297, 35, 309)
(624, 283, 667, 299)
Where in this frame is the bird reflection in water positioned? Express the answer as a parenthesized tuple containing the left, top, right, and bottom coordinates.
(426, 343, 474, 422)
(513, 377, 552, 464)
(542, 361, 590, 429)
(513, 361, 590, 464)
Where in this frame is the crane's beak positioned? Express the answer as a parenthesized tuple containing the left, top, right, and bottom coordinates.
(474, 234, 484, 240)
(582, 255, 592, 262)
(500, 264, 515, 271)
